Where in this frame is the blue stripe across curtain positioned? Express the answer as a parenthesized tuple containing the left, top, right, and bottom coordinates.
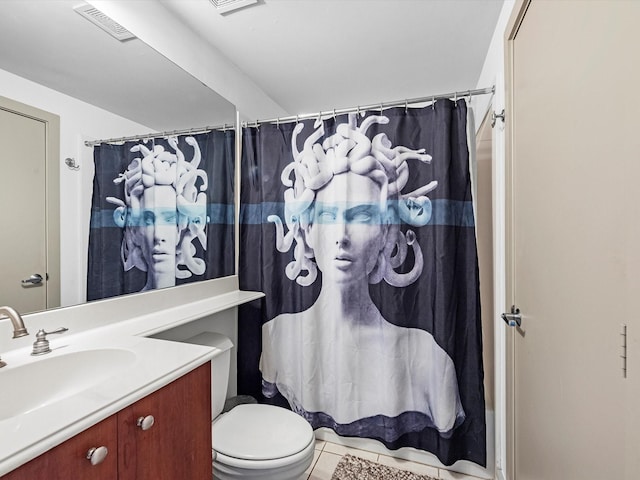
(237, 100, 485, 467)
(87, 130, 235, 301)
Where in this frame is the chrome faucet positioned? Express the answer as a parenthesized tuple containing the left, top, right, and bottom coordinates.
(0, 306, 29, 368)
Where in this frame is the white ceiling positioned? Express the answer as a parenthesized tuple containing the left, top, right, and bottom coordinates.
(0, 0, 503, 131)
(0, 0, 237, 131)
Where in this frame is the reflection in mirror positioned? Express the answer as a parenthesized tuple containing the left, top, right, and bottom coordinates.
(0, 0, 237, 313)
(88, 132, 235, 301)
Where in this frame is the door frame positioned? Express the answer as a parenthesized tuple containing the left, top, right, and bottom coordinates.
(503, 1, 533, 479)
(0, 96, 60, 310)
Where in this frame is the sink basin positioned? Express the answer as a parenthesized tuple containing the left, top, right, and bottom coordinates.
(0, 348, 136, 421)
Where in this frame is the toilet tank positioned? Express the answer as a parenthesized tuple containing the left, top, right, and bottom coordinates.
(182, 332, 234, 419)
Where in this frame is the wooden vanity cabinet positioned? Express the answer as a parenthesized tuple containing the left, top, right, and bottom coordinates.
(118, 362, 211, 480)
(2, 414, 119, 480)
(3, 363, 211, 480)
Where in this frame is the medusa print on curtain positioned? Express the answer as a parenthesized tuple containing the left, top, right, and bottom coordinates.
(238, 100, 485, 467)
(88, 131, 235, 300)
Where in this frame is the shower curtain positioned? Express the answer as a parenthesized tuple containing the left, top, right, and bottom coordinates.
(237, 100, 485, 467)
(87, 130, 235, 301)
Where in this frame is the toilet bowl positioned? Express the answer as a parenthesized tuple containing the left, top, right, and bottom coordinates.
(213, 403, 315, 479)
(183, 332, 315, 480)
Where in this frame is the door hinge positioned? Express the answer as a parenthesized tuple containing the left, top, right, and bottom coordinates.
(621, 324, 627, 379)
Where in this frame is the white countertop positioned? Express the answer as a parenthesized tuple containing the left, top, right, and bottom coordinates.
(0, 286, 264, 476)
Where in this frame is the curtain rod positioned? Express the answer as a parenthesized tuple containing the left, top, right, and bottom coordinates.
(242, 86, 495, 127)
(83, 121, 235, 147)
(83, 85, 494, 146)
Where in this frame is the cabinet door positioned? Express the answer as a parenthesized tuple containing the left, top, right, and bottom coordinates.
(2, 414, 118, 480)
(118, 363, 211, 480)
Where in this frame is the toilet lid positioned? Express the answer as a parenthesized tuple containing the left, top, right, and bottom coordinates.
(213, 404, 314, 461)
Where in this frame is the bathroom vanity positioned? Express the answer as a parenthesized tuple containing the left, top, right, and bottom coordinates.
(3, 363, 211, 480)
(0, 277, 264, 478)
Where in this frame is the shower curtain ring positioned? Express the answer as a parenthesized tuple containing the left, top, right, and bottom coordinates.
(356, 105, 360, 116)
(276, 117, 280, 129)
(432, 96, 436, 110)
(333, 109, 336, 120)
(380, 103, 383, 114)
(405, 99, 408, 113)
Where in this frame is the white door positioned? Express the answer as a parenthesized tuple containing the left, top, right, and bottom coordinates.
(0, 102, 55, 313)
(506, 1, 640, 479)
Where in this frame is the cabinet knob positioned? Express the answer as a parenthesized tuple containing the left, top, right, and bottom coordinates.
(136, 415, 155, 431)
(86, 446, 108, 466)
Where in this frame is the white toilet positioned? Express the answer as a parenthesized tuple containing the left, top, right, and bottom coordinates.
(184, 332, 315, 480)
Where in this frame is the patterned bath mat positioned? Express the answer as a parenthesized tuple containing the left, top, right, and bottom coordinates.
(331, 454, 438, 480)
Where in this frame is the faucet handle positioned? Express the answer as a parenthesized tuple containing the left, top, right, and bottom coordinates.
(31, 327, 69, 356)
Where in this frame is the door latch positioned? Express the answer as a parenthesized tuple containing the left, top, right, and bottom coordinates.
(501, 305, 522, 327)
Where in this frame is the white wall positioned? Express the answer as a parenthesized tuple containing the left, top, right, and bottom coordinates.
(0, 68, 152, 307)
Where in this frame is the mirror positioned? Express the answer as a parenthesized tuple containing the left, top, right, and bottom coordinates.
(0, 0, 237, 313)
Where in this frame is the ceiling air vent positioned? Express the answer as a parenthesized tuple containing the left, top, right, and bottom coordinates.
(73, 4, 136, 41)
(209, 0, 259, 15)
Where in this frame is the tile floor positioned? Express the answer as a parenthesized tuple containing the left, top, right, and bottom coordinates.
(301, 440, 486, 480)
